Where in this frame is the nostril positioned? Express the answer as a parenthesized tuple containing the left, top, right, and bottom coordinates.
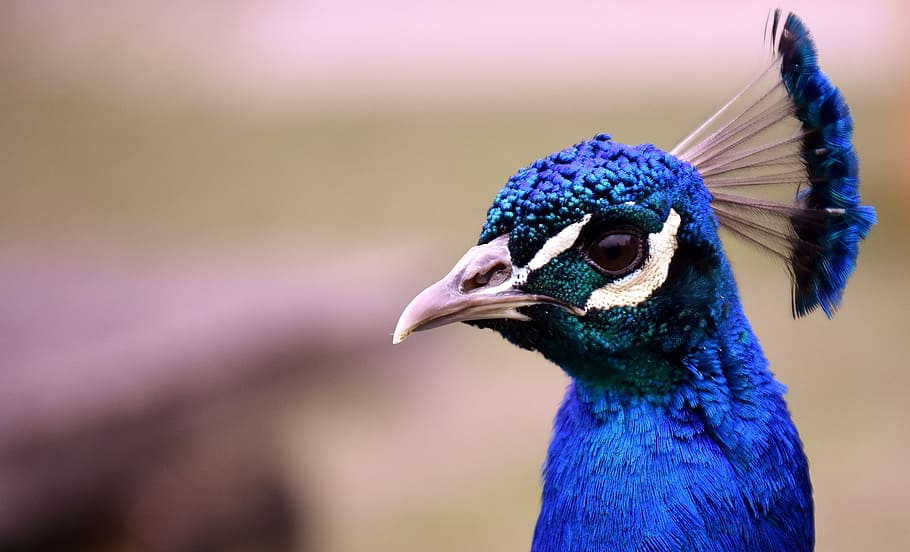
(462, 262, 511, 292)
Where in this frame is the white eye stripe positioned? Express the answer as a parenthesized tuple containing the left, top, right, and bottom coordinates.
(526, 214, 593, 271)
(584, 209, 681, 311)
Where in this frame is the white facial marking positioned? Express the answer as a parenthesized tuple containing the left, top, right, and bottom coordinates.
(527, 214, 592, 271)
(585, 209, 682, 310)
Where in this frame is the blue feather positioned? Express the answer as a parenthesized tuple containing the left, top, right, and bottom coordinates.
(673, 10, 875, 318)
(774, 10, 876, 316)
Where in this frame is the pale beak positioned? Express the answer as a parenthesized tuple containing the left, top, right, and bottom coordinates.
(392, 235, 583, 344)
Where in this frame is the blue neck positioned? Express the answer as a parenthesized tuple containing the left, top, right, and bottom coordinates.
(531, 305, 813, 552)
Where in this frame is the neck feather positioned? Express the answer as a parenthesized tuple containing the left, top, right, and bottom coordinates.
(531, 305, 814, 552)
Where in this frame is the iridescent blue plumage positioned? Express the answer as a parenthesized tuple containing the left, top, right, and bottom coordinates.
(393, 10, 873, 552)
(474, 135, 813, 551)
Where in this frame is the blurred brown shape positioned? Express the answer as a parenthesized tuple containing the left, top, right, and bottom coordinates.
(0, 248, 400, 552)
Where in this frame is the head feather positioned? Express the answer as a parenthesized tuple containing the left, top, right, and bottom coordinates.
(672, 9, 875, 317)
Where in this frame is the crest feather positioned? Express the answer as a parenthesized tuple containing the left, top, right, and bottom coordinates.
(672, 9, 875, 317)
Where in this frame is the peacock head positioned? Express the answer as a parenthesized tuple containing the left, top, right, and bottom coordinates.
(394, 134, 731, 383)
(394, 9, 875, 392)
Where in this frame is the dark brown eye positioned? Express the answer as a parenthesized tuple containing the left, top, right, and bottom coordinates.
(586, 230, 647, 277)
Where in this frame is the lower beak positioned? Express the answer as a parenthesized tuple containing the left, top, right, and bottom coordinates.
(392, 235, 583, 344)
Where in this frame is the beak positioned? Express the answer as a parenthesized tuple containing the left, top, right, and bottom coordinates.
(392, 235, 583, 344)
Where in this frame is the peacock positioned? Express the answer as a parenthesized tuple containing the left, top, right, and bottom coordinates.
(393, 10, 875, 551)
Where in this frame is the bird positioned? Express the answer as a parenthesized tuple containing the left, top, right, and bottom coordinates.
(393, 10, 875, 552)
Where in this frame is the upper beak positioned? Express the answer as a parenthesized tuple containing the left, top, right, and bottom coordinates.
(392, 235, 583, 344)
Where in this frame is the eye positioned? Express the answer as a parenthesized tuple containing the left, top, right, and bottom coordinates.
(585, 228, 648, 277)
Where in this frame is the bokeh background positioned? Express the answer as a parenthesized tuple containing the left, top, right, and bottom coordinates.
(1, 1, 907, 551)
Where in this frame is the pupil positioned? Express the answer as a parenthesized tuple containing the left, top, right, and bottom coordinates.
(587, 230, 644, 276)
(601, 235, 631, 260)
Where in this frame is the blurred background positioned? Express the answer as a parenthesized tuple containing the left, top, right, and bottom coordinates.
(0, 1, 907, 551)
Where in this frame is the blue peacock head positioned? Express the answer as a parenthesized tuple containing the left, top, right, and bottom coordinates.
(393, 10, 875, 388)
(394, 134, 731, 385)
